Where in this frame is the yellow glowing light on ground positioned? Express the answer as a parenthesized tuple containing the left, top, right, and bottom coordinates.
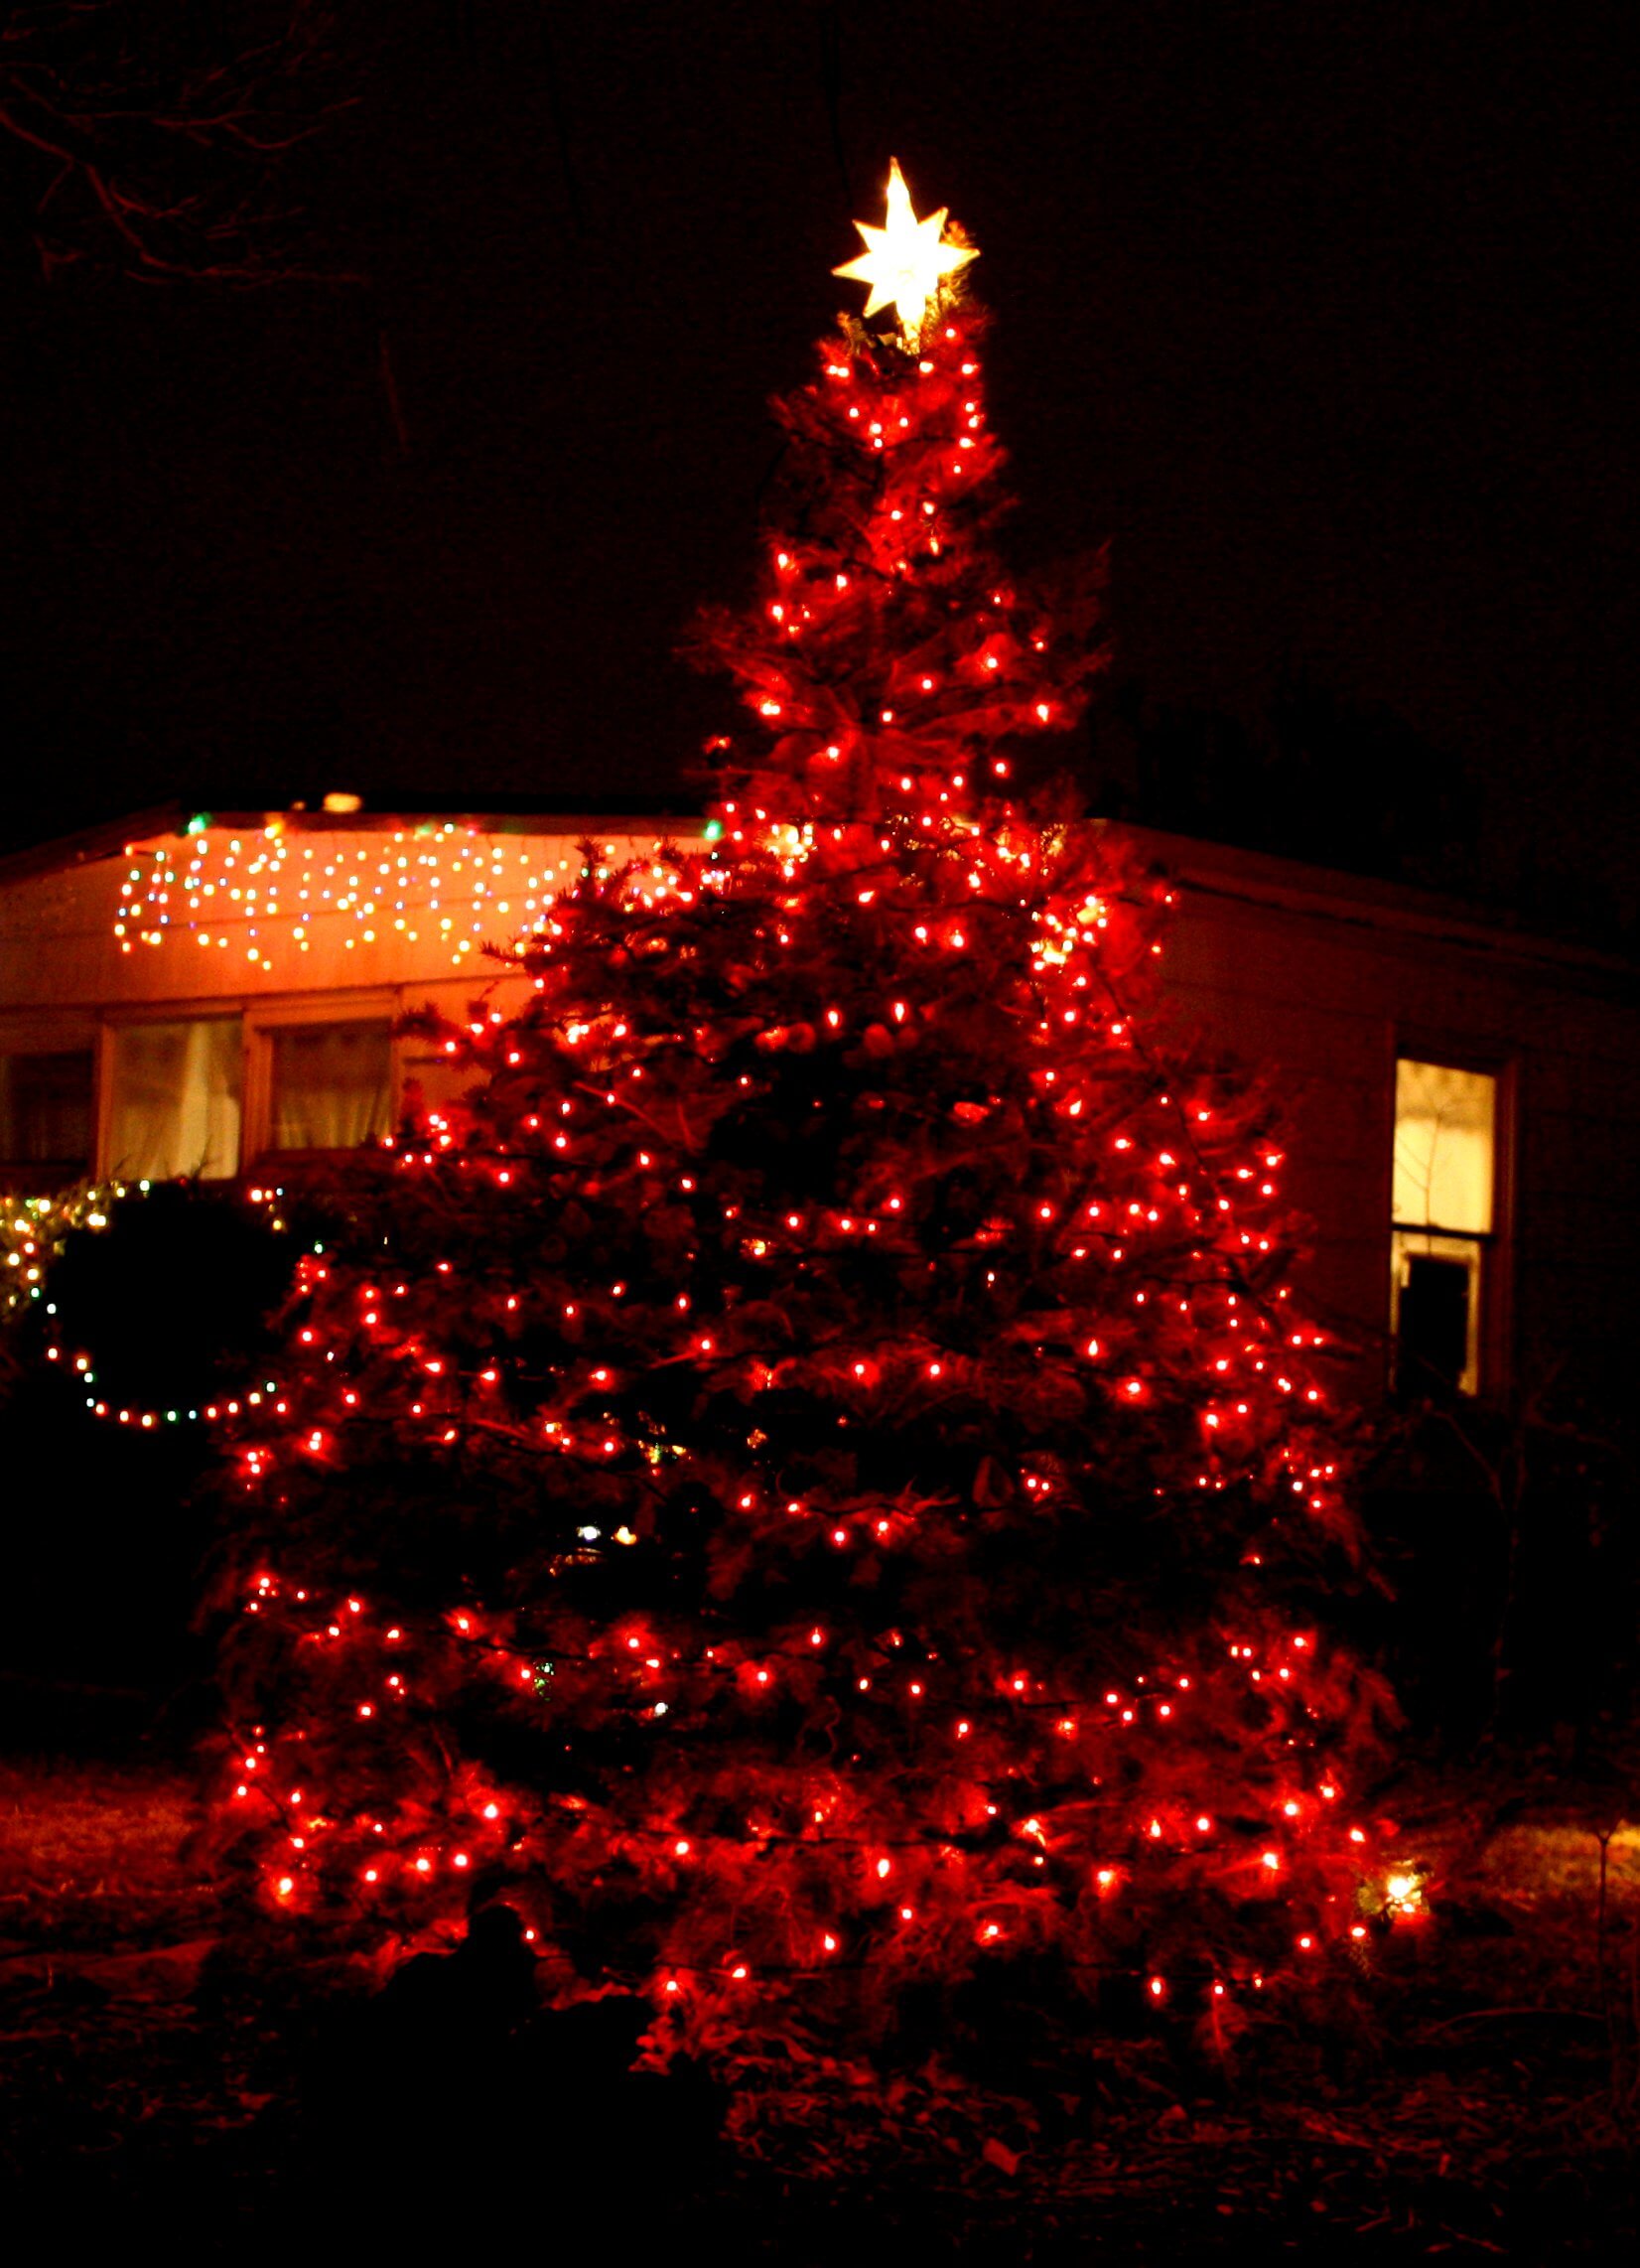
(1384, 1869, 1425, 1916)
(833, 158, 978, 338)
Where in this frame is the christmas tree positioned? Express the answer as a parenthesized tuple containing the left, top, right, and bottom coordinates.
(211, 163, 1393, 2074)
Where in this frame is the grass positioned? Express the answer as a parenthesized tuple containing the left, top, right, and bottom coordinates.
(0, 1756, 210, 1937)
(0, 1747, 1636, 2260)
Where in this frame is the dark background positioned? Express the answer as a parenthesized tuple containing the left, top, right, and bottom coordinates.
(3, 3, 1636, 931)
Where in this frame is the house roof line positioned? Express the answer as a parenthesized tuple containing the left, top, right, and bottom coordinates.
(0, 806, 705, 888)
(3, 804, 1631, 986)
(1124, 823, 1637, 990)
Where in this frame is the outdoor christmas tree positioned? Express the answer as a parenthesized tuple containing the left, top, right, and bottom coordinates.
(211, 163, 1394, 2073)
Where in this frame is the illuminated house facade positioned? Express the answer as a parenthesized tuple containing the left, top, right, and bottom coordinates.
(2, 804, 1636, 1404)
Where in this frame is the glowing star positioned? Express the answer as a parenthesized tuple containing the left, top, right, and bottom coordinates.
(833, 158, 978, 338)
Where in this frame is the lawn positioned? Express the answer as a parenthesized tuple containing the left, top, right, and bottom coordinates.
(0, 1748, 1635, 2260)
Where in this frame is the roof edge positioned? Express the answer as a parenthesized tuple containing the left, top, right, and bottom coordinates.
(2, 802, 1631, 982)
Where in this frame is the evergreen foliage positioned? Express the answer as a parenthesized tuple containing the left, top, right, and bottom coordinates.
(211, 278, 1393, 2076)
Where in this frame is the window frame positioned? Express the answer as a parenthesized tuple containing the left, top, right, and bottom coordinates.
(97, 1005, 246, 1185)
(1387, 1034, 1515, 1398)
(0, 1025, 99, 1189)
(94, 990, 408, 1178)
(241, 990, 403, 1167)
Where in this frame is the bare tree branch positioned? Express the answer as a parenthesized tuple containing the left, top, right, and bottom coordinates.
(0, 2, 358, 283)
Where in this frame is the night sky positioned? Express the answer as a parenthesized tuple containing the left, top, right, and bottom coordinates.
(4, 4, 1636, 925)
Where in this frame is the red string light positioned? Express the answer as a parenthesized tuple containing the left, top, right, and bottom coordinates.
(203, 254, 1390, 2068)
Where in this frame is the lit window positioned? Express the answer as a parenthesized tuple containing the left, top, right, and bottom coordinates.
(0, 1050, 94, 1187)
(1391, 1059, 1497, 1395)
(107, 1019, 242, 1182)
(269, 1021, 393, 1152)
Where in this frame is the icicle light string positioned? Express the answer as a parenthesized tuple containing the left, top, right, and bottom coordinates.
(113, 827, 698, 973)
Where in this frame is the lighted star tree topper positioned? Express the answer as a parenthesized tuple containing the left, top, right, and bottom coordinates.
(833, 156, 979, 341)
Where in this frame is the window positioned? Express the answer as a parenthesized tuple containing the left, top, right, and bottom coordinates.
(396, 1031, 475, 1143)
(268, 1019, 393, 1152)
(106, 1018, 242, 1182)
(0, 1050, 94, 1185)
(1391, 1058, 1497, 1396)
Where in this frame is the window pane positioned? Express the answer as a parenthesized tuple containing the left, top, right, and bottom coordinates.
(396, 1037, 474, 1144)
(1393, 1059, 1495, 1234)
(1392, 1228, 1482, 1396)
(270, 1021, 392, 1151)
(0, 1051, 94, 1176)
(108, 1020, 242, 1181)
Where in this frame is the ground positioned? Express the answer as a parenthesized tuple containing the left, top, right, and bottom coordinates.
(0, 1742, 1635, 2260)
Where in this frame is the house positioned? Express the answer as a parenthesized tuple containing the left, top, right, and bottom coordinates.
(3, 801, 1637, 1405)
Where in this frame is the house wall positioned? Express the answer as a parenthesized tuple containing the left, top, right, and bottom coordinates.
(0, 822, 689, 1172)
(3, 815, 1636, 1401)
(0, 824, 682, 1007)
(1139, 827, 1640, 1397)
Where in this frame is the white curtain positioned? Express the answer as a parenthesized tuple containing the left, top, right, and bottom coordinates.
(270, 1021, 392, 1151)
(108, 1020, 242, 1181)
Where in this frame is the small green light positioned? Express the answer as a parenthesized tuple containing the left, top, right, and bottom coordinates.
(703, 818, 725, 842)
(185, 812, 211, 836)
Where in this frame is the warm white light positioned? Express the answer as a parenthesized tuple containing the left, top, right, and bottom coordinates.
(833, 158, 978, 339)
(1384, 1868, 1425, 1915)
